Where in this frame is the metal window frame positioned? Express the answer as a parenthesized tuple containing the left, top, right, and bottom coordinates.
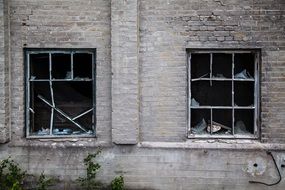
(187, 49, 261, 139)
(24, 48, 96, 138)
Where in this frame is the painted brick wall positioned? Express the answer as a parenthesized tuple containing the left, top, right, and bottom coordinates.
(139, 0, 285, 143)
(8, 0, 112, 145)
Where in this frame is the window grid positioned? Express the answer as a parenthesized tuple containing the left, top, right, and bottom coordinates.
(25, 49, 96, 138)
(187, 50, 260, 139)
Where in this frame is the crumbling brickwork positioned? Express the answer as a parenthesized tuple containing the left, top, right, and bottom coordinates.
(0, 0, 285, 189)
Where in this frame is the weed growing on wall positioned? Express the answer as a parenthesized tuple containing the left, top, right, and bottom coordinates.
(111, 175, 124, 190)
(0, 157, 27, 190)
(35, 172, 55, 190)
(77, 149, 103, 190)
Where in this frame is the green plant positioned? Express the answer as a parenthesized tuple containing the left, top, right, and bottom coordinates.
(77, 149, 102, 190)
(35, 172, 55, 190)
(0, 157, 27, 190)
(111, 175, 124, 190)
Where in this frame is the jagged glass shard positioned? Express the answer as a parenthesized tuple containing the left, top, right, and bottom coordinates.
(191, 98, 200, 107)
(192, 119, 207, 134)
(234, 120, 248, 134)
(215, 73, 225, 78)
(53, 128, 73, 135)
(37, 128, 49, 135)
(65, 71, 72, 79)
(234, 69, 253, 79)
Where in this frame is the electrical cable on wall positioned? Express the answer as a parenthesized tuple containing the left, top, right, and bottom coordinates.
(249, 151, 282, 186)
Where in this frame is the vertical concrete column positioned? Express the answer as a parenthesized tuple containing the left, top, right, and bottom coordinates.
(111, 0, 139, 144)
(0, 0, 10, 143)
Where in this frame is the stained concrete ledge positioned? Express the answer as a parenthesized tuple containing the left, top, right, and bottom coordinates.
(140, 141, 285, 150)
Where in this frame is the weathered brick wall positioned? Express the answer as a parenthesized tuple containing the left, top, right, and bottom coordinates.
(0, 0, 285, 190)
(0, 0, 10, 143)
(140, 0, 285, 143)
(9, 0, 111, 145)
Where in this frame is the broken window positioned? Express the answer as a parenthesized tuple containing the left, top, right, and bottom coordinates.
(188, 50, 260, 138)
(25, 49, 96, 137)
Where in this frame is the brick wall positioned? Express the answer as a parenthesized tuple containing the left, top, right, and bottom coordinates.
(8, 0, 111, 145)
(0, 0, 10, 143)
(139, 0, 285, 143)
(111, 0, 139, 144)
(0, 0, 285, 189)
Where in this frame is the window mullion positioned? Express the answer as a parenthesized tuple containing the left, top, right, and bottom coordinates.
(71, 52, 74, 80)
(232, 53, 235, 135)
(188, 53, 192, 136)
(49, 53, 55, 135)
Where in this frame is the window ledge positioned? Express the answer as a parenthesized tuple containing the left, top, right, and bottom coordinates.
(9, 137, 111, 148)
(139, 140, 285, 150)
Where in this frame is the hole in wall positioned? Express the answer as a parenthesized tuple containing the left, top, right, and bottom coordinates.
(253, 163, 258, 167)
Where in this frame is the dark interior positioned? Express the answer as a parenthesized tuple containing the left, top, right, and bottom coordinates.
(52, 53, 71, 79)
(52, 81, 93, 115)
(190, 53, 210, 79)
(30, 81, 93, 135)
(234, 82, 254, 106)
(30, 82, 52, 133)
(191, 81, 232, 106)
(212, 109, 232, 135)
(30, 53, 49, 79)
(73, 53, 93, 79)
(191, 109, 210, 130)
(234, 53, 255, 77)
(235, 109, 254, 134)
(212, 53, 232, 78)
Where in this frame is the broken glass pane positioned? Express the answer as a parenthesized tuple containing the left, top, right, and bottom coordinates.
(191, 81, 232, 106)
(27, 50, 95, 137)
(30, 53, 49, 79)
(234, 109, 254, 134)
(52, 53, 71, 79)
(73, 53, 93, 79)
(234, 82, 254, 106)
(234, 53, 255, 78)
(191, 53, 210, 79)
(212, 53, 232, 78)
(192, 118, 207, 134)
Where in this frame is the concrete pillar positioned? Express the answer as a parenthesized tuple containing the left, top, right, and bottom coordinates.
(111, 0, 139, 144)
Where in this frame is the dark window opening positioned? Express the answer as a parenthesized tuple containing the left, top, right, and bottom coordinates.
(192, 81, 232, 106)
(191, 53, 210, 79)
(212, 53, 232, 78)
(52, 53, 71, 79)
(30, 53, 49, 79)
(188, 50, 259, 138)
(74, 53, 93, 79)
(26, 49, 96, 137)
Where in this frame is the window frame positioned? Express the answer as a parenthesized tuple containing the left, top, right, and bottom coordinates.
(187, 49, 261, 139)
(24, 48, 96, 139)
